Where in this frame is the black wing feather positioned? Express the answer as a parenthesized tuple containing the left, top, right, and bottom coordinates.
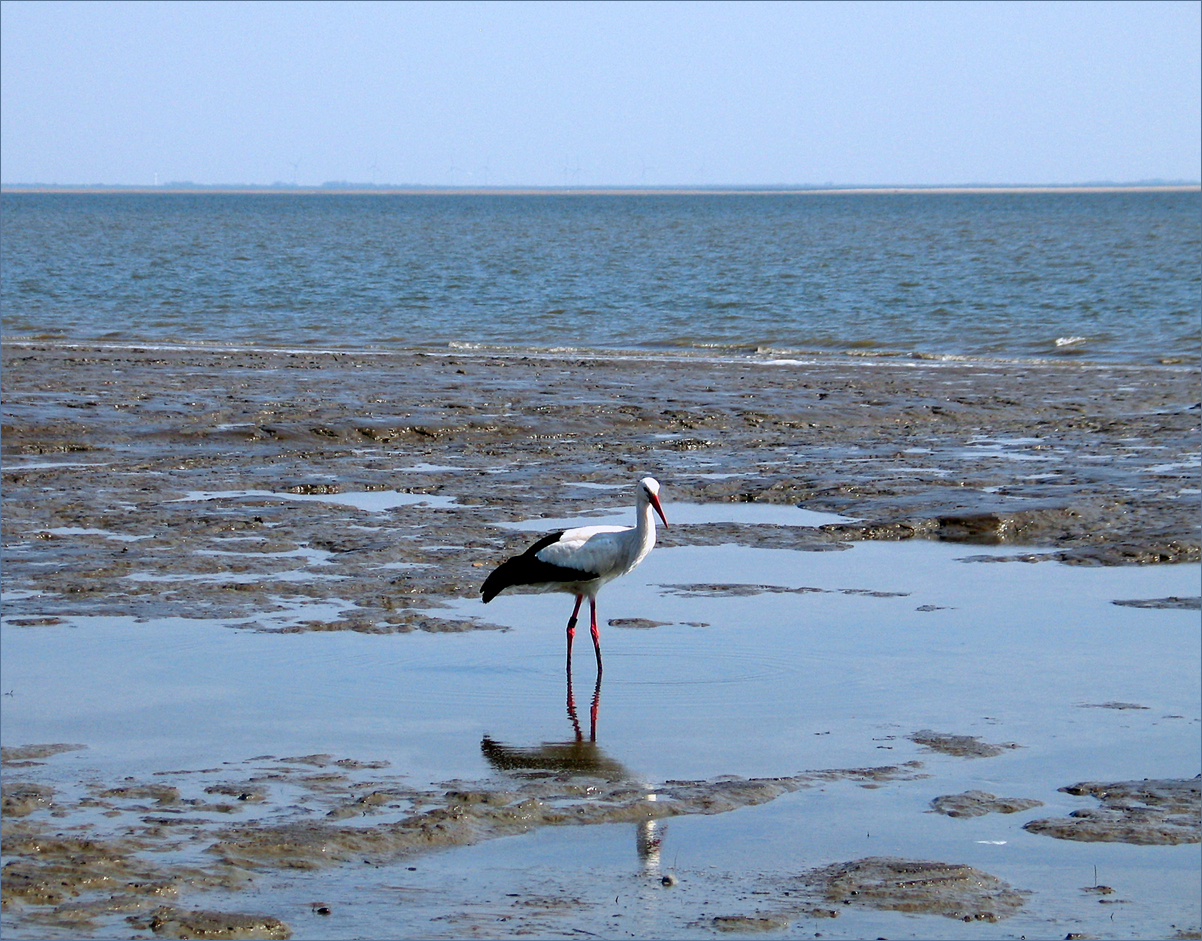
(480, 530, 602, 602)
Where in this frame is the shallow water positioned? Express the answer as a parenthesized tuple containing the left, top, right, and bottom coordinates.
(4, 540, 1196, 784)
(176, 488, 460, 512)
(2, 536, 1198, 939)
(503, 500, 851, 531)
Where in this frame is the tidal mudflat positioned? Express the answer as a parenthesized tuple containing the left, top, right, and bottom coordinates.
(2, 342, 1199, 939)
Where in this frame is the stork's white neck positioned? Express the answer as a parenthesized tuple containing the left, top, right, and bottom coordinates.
(627, 496, 658, 567)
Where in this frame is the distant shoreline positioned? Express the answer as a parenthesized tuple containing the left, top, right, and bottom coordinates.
(2, 183, 1199, 196)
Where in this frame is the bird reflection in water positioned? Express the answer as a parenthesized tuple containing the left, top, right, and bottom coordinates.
(481, 672, 620, 778)
(480, 671, 668, 878)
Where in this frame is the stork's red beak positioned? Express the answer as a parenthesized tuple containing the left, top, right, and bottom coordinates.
(650, 493, 668, 527)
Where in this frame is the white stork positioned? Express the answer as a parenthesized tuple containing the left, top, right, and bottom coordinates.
(481, 477, 668, 673)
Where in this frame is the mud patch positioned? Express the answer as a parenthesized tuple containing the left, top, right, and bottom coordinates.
(607, 617, 672, 629)
(908, 730, 1021, 759)
(0, 744, 931, 936)
(209, 763, 928, 871)
(659, 582, 908, 599)
(130, 906, 292, 939)
(1113, 596, 1201, 610)
(0, 743, 86, 766)
(1078, 701, 1150, 710)
(1024, 777, 1201, 845)
(660, 583, 824, 598)
(3, 344, 1197, 634)
(709, 914, 791, 932)
(0, 782, 56, 817)
(794, 856, 1026, 922)
(929, 790, 1044, 818)
(0, 827, 243, 932)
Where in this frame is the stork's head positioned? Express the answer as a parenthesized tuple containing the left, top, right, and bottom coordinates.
(639, 476, 668, 527)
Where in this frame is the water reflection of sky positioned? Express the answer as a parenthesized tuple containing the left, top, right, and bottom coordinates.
(2, 540, 1196, 789)
(3, 536, 1197, 939)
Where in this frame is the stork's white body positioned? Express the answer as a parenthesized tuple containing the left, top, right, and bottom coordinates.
(530, 515, 659, 591)
(480, 476, 667, 673)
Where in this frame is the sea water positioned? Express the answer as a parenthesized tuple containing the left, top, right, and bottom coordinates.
(2, 190, 1198, 365)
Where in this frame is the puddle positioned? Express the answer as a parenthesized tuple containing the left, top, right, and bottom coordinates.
(36, 527, 153, 543)
(502, 501, 851, 531)
(0, 590, 47, 603)
(1146, 456, 1202, 475)
(392, 463, 465, 473)
(2, 461, 113, 471)
(174, 489, 458, 512)
(197, 547, 334, 564)
(124, 571, 346, 584)
(955, 446, 1057, 463)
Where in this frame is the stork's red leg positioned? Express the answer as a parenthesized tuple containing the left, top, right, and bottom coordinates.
(566, 594, 584, 672)
(589, 596, 603, 675)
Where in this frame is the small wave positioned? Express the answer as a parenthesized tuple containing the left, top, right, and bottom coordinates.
(649, 338, 762, 352)
(843, 348, 911, 359)
(1054, 336, 1088, 347)
(6, 335, 1194, 374)
(909, 351, 972, 362)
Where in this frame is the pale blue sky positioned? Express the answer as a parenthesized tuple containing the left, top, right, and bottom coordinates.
(2, 0, 1198, 187)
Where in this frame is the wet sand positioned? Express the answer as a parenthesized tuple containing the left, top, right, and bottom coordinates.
(1, 342, 1198, 626)
(1, 342, 1200, 939)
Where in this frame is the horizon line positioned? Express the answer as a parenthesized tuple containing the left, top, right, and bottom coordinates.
(2, 181, 1199, 197)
